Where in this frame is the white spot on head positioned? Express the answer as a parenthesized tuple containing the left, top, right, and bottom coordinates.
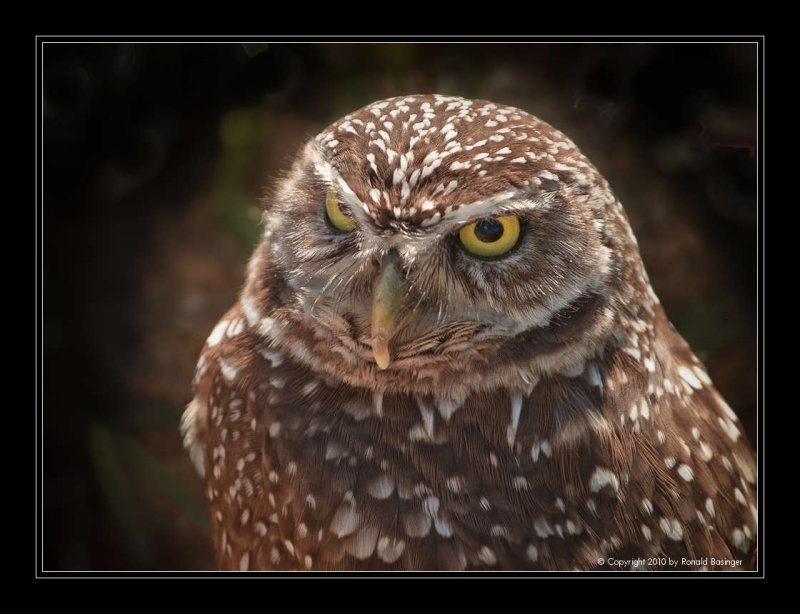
(366, 152, 378, 175)
(442, 179, 459, 196)
(449, 160, 470, 171)
(392, 167, 405, 186)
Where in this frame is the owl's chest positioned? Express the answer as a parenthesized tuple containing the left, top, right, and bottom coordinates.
(231, 379, 598, 569)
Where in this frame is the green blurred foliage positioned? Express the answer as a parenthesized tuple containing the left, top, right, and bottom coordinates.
(90, 424, 208, 568)
(212, 106, 272, 252)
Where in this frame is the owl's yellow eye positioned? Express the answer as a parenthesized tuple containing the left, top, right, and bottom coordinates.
(458, 215, 521, 257)
(325, 191, 357, 232)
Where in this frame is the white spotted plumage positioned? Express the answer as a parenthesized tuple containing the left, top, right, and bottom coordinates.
(182, 95, 757, 571)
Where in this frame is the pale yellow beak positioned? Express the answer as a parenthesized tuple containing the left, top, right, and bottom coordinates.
(371, 256, 406, 370)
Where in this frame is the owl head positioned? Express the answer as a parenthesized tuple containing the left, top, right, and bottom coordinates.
(244, 95, 650, 395)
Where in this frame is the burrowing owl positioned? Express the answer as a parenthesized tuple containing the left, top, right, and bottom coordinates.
(182, 95, 757, 571)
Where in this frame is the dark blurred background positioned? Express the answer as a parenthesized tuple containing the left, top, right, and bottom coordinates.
(43, 42, 757, 570)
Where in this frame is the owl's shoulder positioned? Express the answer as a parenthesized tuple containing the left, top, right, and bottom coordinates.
(181, 302, 276, 478)
(616, 315, 758, 563)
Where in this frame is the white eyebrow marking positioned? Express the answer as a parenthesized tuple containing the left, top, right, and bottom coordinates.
(430, 192, 542, 233)
(312, 149, 378, 237)
(313, 141, 546, 236)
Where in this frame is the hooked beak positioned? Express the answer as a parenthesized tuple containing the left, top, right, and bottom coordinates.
(371, 253, 406, 370)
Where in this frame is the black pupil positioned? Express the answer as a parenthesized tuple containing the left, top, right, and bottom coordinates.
(474, 219, 504, 243)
